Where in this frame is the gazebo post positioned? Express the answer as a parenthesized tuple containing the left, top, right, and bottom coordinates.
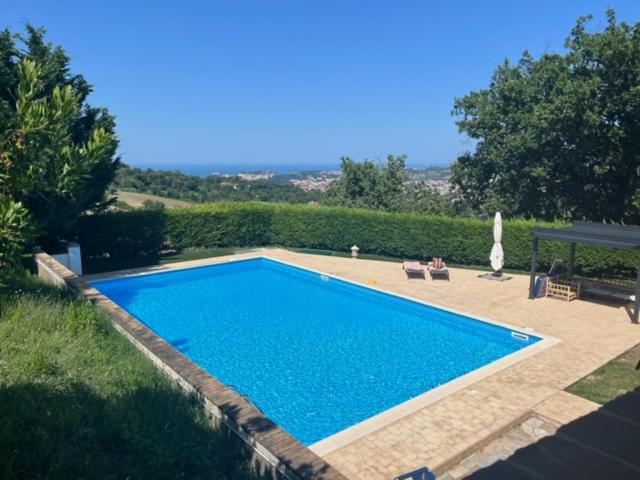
(528, 238, 539, 299)
(568, 242, 576, 278)
(634, 266, 640, 324)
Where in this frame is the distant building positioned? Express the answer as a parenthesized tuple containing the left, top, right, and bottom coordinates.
(238, 172, 275, 181)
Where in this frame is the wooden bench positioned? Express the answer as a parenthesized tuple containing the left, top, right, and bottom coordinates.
(575, 276, 635, 303)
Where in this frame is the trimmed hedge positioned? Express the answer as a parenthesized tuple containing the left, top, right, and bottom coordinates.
(73, 202, 640, 277)
(71, 210, 165, 259)
(165, 203, 274, 249)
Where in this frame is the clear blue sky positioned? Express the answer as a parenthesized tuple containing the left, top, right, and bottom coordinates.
(3, 1, 640, 167)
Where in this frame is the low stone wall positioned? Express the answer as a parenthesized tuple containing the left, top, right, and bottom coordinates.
(34, 250, 346, 480)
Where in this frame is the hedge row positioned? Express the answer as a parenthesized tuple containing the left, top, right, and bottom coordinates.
(72, 202, 640, 277)
(71, 210, 165, 258)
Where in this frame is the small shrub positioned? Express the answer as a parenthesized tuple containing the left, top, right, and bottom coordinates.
(142, 199, 166, 211)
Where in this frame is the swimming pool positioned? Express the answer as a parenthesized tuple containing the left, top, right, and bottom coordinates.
(90, 257, 540, 446)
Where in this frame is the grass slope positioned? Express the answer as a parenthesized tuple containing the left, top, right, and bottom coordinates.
(0, 274, 260, 479)
(115, 190, 193, 208)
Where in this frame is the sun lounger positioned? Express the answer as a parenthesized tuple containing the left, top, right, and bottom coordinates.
(428, 257, 449, 281)
(403, 261, 425, 279)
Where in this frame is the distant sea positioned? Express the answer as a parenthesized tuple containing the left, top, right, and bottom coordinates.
(131, 163, 341, 177)
(130, 162, 440, 177)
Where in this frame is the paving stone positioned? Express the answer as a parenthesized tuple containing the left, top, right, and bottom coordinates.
(464, 460, 535, 480)
(436, 473, 456, 480)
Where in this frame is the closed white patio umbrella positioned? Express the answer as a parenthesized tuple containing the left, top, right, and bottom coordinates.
(490, 212, 504, 274)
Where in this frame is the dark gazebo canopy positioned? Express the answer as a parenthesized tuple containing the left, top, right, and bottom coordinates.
(534, 222, 640, 249)
(528, 221, 640, 323)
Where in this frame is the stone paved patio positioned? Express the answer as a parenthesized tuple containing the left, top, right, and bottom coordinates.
(87, 248, 640, 480)
(459, 388, 640, 479)
(438, 391, 601, 479)
(438, 415, 559, 480)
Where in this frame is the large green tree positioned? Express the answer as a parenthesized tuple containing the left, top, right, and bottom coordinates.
(0, 26, 119, 242)
(324, 155, 407, 211)
(452, 9, 640, 222)
(324, 155, 452, 214)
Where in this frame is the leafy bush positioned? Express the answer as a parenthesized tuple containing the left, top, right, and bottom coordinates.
(73, 202, 640, 277)
(0, 196, 33, 270)
(0, 29, 119, 241)
(142, 199, 166, 211)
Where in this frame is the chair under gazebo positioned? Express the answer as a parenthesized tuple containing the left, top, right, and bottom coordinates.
(528, 221, 640, 323)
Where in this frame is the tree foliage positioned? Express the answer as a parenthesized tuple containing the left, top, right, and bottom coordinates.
(0, 26, 119, 241)
(0, 196, 33, 275)
(452, 9, 640, 222)
(325, 155, 406, 211)
(324, 155, 453, 215)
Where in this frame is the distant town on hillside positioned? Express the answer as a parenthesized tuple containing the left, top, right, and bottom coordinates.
(113, 164, 453, 206)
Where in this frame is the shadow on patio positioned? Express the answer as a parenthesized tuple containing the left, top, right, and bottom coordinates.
(466, 387, 640, 479)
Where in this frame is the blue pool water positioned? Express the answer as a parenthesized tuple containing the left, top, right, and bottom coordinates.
(91, 258, 540, 445)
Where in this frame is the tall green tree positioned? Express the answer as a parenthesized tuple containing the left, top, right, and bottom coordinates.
(452, 9, 640, 222)
(405, 183, 452, 215)
(325, 155, 408, 211)
(324, 155, 452, 214)
(0, 26, 119, 242)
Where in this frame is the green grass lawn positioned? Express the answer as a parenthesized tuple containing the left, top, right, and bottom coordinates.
(0, 273, 261, 479)
(567, 344, 640, 405)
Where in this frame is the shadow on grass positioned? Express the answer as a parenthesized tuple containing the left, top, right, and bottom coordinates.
(0, 381, 264, 479)
(83, 254, 162, 274)
(84, 248, 239, 275)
